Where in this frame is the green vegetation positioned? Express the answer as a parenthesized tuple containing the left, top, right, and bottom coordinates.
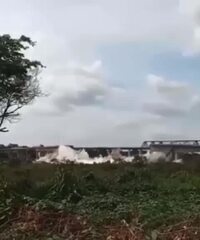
(0, 34, 43, 133)
(0, 162, 200, 239)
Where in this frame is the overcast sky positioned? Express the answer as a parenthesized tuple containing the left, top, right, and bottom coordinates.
(0, 0, 200, 146)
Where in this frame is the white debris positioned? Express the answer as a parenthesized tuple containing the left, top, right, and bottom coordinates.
(111, 149, 123, 161)
(93, 156, 107, 164)
(36, 151, 58, 164)
(77, 159, 95, 164)
(146, 151, 166, 163)
(124, 156, 134, 162)
(105, 155, 115, 163)
(143, 151, 184, 164)
(77, 149, 90, 160)
(173, 159, 183, 164)
(35, 145, 114, 164)
(35, 145, 137, 165)
(143, 150, 151, 160)
(57, 145, 77, 162)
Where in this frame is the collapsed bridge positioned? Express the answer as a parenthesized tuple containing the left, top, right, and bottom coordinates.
(144, 140, 200, 161)
(0, 139, 199, 163)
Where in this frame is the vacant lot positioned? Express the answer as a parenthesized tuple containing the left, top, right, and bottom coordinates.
(0, 162, 200, 239)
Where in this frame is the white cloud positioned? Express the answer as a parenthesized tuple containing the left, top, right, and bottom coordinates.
(114, 74, 200, 143)
(0, 0, 200, 146)
(0, 0, 197, 56)
(0, 0, 189, 47)
(2, 71, 200, 146)
(179, 0, 200, 54)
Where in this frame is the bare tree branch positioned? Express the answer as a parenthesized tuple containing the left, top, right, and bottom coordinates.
(0, 127, 9, 132)
(0, 99, 11, 130)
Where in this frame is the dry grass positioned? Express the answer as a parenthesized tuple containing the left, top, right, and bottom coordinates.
(1, 208, 200, 239)
(157, 217, 200, 240)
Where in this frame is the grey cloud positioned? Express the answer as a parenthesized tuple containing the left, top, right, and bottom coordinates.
(144, 74, 196, 118)
(147, 74, 191, 100)
(157, 84, 189, 98)
(111, 115, 168, 146)
(40, 61, 110, 113)
(143, 102, 187, 118)
(151, 132, 188, 141)
(116, 115, 162, 130)
(53, 84, 108, 112)
(23, 61, 110, 115)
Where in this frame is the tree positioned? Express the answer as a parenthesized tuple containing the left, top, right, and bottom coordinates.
(0, 34, 44, 132)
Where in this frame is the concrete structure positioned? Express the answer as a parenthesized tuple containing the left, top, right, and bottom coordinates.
(142, 140, 200, 148)
(0, 147, 36, 163)
(35, 146, 147, 159)
(0, 145, 148, 163)
(0, 139, 200, 163)
(150, 144, 200, 161)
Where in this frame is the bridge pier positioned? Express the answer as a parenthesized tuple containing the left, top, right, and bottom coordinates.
(174, 151, 178, 160)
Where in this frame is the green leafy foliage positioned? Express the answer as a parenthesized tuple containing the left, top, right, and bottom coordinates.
(1, 162, 200, 238)
(0, 34, 43, 132)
